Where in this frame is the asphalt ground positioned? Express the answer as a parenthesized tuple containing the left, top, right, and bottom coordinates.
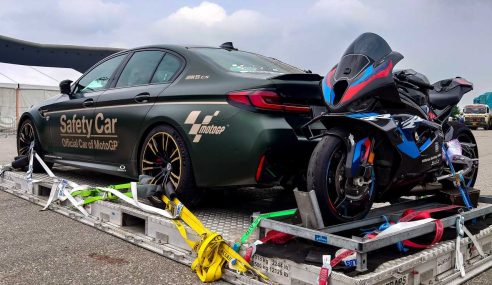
(0, 130, 491, 284)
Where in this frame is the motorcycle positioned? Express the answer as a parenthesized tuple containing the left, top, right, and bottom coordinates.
(303, 33, 479, 224)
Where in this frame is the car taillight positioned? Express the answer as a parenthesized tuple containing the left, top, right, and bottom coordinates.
(227, 89, 310, 113)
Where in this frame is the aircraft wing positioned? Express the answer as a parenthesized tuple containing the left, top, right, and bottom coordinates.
(0, 35, 123, 73)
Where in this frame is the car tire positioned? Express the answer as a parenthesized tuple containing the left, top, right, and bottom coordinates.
(139, 124, 202, 207)
(16, 119, 54, 173)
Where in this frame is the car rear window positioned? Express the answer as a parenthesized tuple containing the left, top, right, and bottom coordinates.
(191, 47, 304, 75)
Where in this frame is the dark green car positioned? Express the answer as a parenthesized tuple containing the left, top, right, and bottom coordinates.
(17, 43, 323, 204)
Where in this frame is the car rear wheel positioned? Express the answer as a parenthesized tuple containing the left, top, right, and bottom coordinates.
(139, 125, 202, 207)
(17, 119, 53, 172)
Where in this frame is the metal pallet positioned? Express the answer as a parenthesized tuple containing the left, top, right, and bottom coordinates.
(257, 190, 492, 272)
(2, 167, 492, 285)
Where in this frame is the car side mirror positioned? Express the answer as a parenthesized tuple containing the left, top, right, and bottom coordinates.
(59, 79, 73, 97)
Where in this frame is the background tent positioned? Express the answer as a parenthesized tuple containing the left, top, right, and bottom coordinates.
(0, 62, 80, 132)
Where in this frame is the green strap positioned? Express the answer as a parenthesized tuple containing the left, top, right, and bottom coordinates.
(234, 209, 297, 251)
(110, 183, 132, 190)
(71, 183, 134, 205)
(81, 192, 133, 205)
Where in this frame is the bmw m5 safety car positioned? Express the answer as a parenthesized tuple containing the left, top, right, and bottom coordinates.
(16, 42, 323, 204)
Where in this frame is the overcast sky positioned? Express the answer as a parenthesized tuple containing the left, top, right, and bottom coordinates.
(0, 0, 490, 106)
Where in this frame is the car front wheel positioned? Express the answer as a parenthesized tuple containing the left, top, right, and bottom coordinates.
(17, 119, 53, 172)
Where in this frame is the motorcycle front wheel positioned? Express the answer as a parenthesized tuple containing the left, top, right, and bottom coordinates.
(307, 135, 375, 225)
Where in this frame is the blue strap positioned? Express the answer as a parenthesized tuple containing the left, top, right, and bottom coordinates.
(378, 215, 391, 231)
(443, 145, 473, 210)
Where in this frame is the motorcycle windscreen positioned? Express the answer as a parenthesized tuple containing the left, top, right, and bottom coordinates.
(325, 33, 402, 109)
(334, 33, 392, 81)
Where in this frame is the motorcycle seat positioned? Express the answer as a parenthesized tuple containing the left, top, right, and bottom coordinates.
(428, 78, 471, 109)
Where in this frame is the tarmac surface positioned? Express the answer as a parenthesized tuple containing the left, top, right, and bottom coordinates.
(0, 130, 492, 285)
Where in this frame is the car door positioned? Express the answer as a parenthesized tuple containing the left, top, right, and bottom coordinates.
(46, 53, 127, 161)
(92, 50, 183, 170)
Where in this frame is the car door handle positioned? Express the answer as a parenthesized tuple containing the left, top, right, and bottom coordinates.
(83, 98, 94, 108)
(134, 92, 151, 103)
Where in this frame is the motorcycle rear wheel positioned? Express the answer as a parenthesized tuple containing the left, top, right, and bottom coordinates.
(441, 122, 479, 189)
(307, 135, 375, 225)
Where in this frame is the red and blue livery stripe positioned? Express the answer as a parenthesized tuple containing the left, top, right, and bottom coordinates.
(340, 60, 394, 104)
(322, 67, 336, 104)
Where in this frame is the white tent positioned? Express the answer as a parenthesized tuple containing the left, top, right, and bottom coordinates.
(0, 63, 81, 131)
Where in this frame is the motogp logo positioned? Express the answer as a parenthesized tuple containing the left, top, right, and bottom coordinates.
(184, 111, 226, 143)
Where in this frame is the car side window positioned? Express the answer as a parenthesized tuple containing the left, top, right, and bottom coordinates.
(74, 54, 126, 94)
(116, 51, 164, 88)
(151, 53, 182, 84)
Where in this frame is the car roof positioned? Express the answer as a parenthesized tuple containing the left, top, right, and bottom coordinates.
(123, 45, 275, 58)
(125, 44, 224, 52)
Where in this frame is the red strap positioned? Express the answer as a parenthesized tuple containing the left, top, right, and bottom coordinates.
(243, 231, 294, 264)
(330, 249, 354, 267)
(318, 267, 330, 285)
(400, 205, 460, 222)
(260, 230, 294, 244)
(330, 233, 380, 267)
(402, 219, 444, 248)
(398, 205, 457, 249)
(243, 245, 255, 263)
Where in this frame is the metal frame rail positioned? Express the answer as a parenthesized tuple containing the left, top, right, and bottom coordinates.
(257, 194, 492, 272)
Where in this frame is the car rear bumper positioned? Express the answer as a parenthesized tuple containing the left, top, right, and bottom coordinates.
(190, 108, 317, 188)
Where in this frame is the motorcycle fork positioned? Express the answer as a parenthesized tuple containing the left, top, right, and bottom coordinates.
(344, 136, 376, 181)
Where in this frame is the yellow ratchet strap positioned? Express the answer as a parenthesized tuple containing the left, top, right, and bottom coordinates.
(161, 195, 269, 283)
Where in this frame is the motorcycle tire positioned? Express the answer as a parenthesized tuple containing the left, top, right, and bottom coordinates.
(307, 135, 375, 225)
(442, 122, 479, 189)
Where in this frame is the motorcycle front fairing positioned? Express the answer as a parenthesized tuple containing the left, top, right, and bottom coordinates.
(321, 33, 404, 114)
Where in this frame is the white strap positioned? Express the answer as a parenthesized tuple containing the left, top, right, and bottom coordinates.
(463, 224, 486, 258)
(455, 234, 465, 277)
(63, 188, 89, 216)
(35, 153, 56, 178)
(455, 216, 466, 277)
(42, 181, 61, 211)
(26, 144, 34, 181)
(131, 182, 141, 208)
(41, 179, 88, 216)
(97, 186, 175, 219)
(25, 150, 174, 220)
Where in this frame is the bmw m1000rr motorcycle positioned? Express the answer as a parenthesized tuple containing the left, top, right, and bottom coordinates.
(304, 33, 479, 224)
